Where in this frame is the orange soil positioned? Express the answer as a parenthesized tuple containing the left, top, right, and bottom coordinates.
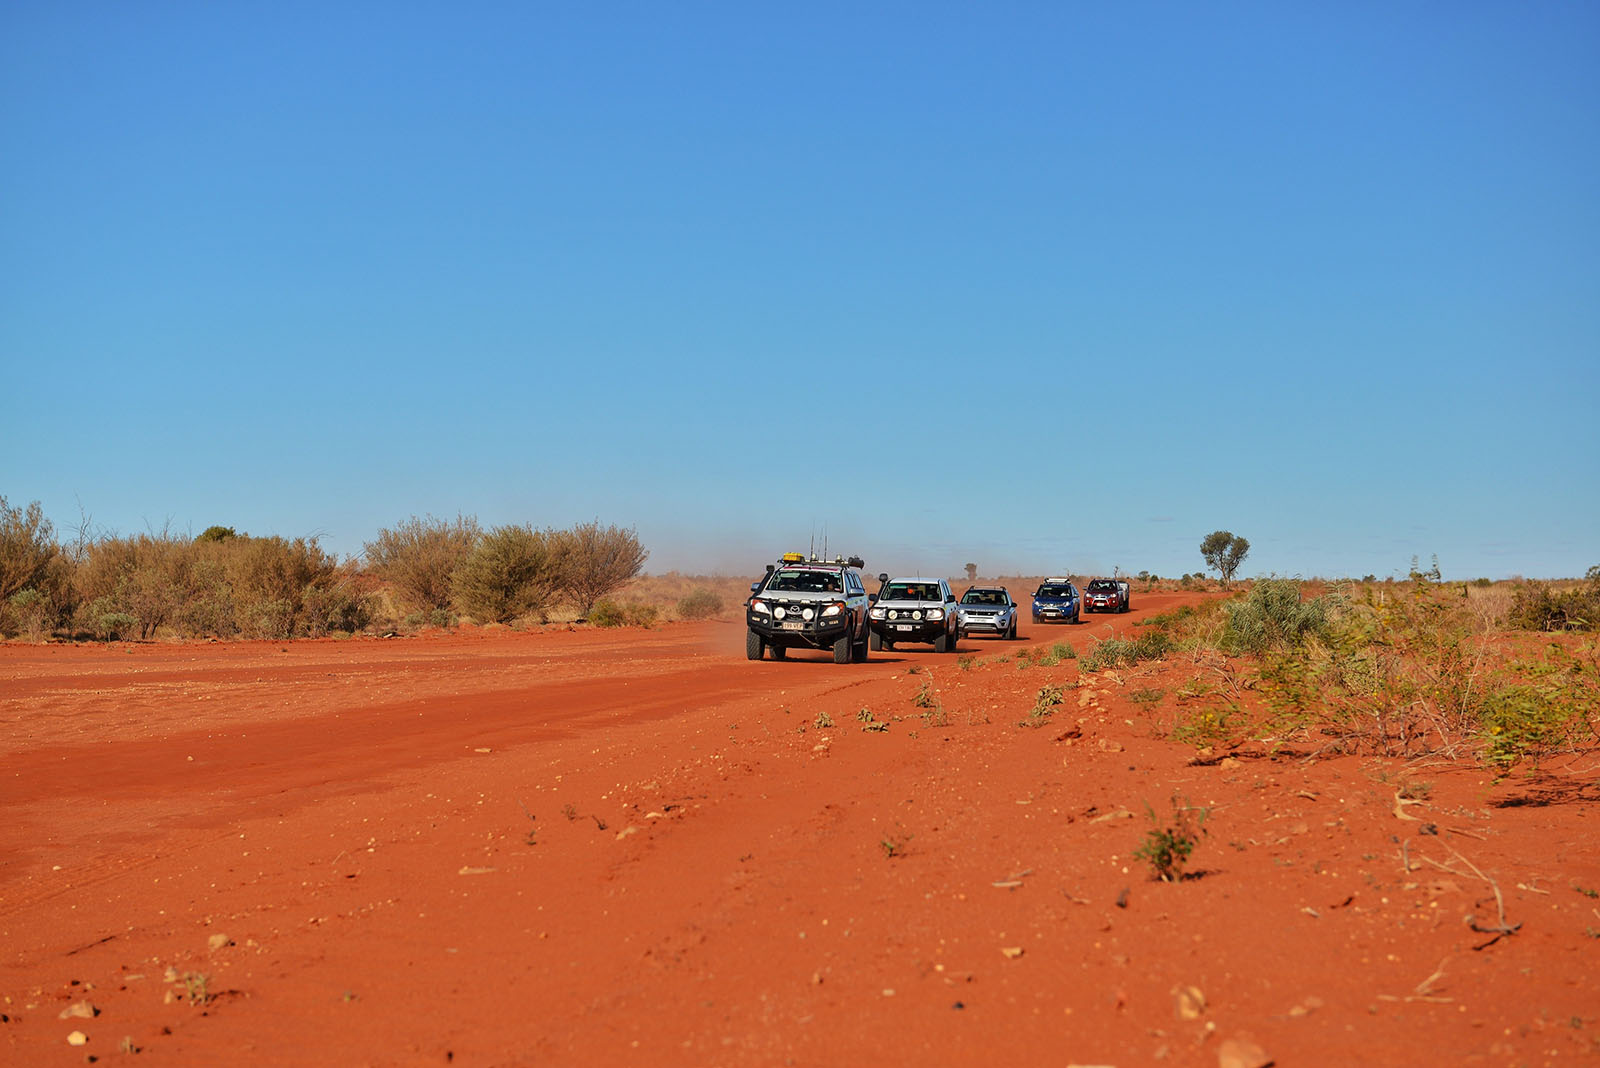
(2, 592, 1596, 1066)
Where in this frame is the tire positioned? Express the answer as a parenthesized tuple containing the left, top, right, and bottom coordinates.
(833, 635, 851, 664)
(745, 630, 764, 661)
(1007, 620, 1017, 641)
(870, 631, 883, 651)
(882, 638, 895, 652)
(770, 644, 787, 660)
(854, 626, 869, 663)
(934, 627, 952, 654)
(1073, 608, 1081, 625)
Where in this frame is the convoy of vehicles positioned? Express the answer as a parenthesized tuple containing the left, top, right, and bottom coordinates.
(744, 553, 1137, 663)
(868, 575, 961, 653)
(955, 586, 1018, 640)
(1084, 578, 1131, 613)
(1031, 578, 1082, 625)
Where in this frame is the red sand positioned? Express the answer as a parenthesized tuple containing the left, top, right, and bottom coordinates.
(2, 593, 1596, 1066)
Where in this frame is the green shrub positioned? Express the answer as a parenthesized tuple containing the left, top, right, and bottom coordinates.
(1020, 684, 1064, 727)
(1221, 579, 1329, 655)
(94, 609, 138, 641)
(1134, 795, 1208, 881)
(1507, 569, 1600, 632)
(589, 599, 627, 627)
(6, 587, 52, 639)
(676, 587, 724, 620)
(364, 515, 480, 616)
(1479, 644, 1599, 767)
(589, 599, 659, 628)
(1079, 628, 1174, 672)
(452, 524, 563, 624)
(0, 497, 58, 603)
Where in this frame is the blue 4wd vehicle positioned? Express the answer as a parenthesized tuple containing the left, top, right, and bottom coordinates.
(1031, 578, 1081, 625)
(746, 553, 872, 663)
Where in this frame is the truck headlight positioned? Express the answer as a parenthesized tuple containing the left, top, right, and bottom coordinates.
(927, 609, 943, 621)
(751, 599, 771, 615)
(821, 602, 843, 618)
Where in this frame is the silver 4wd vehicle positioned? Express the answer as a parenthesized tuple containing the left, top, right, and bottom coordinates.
(868, 575, 960, 653)
(956, 585, 1018, 640)
(746, 553, 871, 663)
(1084, 578, 1131, 613)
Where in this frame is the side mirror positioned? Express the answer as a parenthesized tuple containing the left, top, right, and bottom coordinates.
(868, 593, 878, 603)
(750, 582, 760, 592)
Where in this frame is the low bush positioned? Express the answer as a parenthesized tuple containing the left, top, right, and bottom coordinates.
(589, 599, 659, 628)
(1507, 568, 1600, 632)
(1221, 578, 1330, 655)
(675, 588, 724, 620)
(1134, 795, 1208, 882)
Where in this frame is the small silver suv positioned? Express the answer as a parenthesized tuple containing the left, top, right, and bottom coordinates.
(868, 575, 960, 653)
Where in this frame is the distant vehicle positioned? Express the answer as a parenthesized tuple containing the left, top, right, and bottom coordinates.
(868, 575, 960, 653)
(1084, 578, 1131, 614)
(957, 585, 1018, 640)
(1031, 578, 1081, 625)
(746, 553, 871, 663)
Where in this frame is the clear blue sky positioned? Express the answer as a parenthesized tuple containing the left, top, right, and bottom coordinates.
(4, 2, 1596, 580)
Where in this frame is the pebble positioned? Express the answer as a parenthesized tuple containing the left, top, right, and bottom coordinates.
(1217, 1036, 1272, 1068)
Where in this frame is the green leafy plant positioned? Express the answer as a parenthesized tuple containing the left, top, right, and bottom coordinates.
(880, 828, 913, 858)
(1020, 683, 1064, 728)
(814, 710, 834, 729)
(1171, 704, 1235, 746)
(1127, 687, 1166, 707)
(1134, 795, 1209, 882)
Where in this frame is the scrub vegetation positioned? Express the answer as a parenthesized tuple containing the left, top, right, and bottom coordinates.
(1126, 564, 1600, 771)
(0, 497, 648, 638)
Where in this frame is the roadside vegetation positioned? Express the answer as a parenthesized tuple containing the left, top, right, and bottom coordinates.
(0, 497, 657, 639)
(1117, 562, 1600, 773)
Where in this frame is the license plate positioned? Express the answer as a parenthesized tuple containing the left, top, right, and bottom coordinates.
(781, 622, 804, 631)
(896, 624, 914, 631)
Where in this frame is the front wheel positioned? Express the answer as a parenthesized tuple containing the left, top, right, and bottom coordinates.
(1006, 620, 1018, 640)
(745, 630, 764, 661)
(853, 626, 869, 663)
(832, 635, 851, 664)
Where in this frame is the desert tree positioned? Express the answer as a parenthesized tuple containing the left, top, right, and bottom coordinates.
(560, 521, 648, 617)
(0, 496, 58, 602)
(1200, 530, 1250, 587)
(364, 514, 481, 615)
(965, 562, 977, 581)
(452, 524, 564, 623)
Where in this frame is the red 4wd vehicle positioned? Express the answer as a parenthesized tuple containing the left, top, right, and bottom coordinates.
(1084, 578, 1131, 613)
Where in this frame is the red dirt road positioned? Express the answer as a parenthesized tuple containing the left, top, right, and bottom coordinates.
(3, 595, 1597, 1066)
